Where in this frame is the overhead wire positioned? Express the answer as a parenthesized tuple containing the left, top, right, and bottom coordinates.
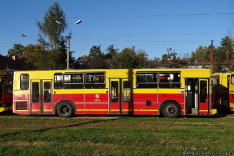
(0, 12, 234, 20)
(0, 22, 37, 42)
(0, 12, 232, 54)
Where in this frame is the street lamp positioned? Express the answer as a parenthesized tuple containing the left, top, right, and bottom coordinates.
(56, 20, 82, 69)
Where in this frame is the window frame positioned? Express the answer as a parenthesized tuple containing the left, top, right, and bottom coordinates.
(20, 74, 29, 90)
(136, 72, 157, 88)
(54, 73, 63, 89)
(159, 71, 181, 88)
(231, 75, 234, 84)
(63, 72, 84, 89)
(85, 72, 106, 89)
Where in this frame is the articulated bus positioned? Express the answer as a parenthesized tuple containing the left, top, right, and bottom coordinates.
(12, 69, 217, 118)
(0, 70, 14, 112)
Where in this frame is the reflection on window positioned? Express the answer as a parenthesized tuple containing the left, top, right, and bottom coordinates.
(159, 72, 181, 88)
(111, 81, 118, 102)
(64, 73, 83, 89)
(231, 75, 234, 84)
(1, 77, 13, 94)
(32, 82, 39, 103)
(20, 74, 29, 90)
(211, 76, 220, 85)
(44, 81, 51, 103)
(123, 81, 131, 102)
(85, 73, 105, 88)
(54, 73, 63, 89)
(200, 81, 207, 103)
(136, 72, 157, 88)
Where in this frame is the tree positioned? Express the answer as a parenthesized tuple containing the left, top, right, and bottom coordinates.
(87, 45, 108, 69)
(134, 49, 148, 68)
(20, 44, 39, 69)
(7, 43, 24, 57)
(160, 48, 184, 68)
(76, 55, 88, 69)
(105, 45, 118, 61)
(36, 1, 67, 50)
(150, 57, 161, 68)
(36, 1, 68, 69)
(105, 45, 119, 68)
(212, 35, 234, 72)
(191, 45, 209, 62)
(220, 35, 234, 72)
(114, 47, 137, 69)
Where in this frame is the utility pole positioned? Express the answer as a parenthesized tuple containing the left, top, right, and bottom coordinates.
(210, 40, 213, 72)
(56, 20, 82, 69)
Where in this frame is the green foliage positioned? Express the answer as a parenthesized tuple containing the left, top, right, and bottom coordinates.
(191, 45, 209, 62)
(30, 1, 68, 70)
(36, 1, 67, 50)
(19, 44, 39, 69)
(7, 43, 24, 57)
(160, 48, 184, 68)
(75, 55, 88, 69)
(86, 45, 108, 69)
(20, 44, 67, 70)
(114, 47, 137, 68)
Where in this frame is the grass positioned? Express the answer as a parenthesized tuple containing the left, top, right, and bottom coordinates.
(0, 112, 234, 156)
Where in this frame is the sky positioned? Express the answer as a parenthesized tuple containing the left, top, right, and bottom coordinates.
(0, 0, 234, 60)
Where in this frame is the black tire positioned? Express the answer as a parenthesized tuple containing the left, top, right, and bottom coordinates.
(57, 102, 74, 118)
(161, 102, 180, 118)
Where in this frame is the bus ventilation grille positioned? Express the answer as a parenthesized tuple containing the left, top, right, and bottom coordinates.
(16, 101, 27, 110)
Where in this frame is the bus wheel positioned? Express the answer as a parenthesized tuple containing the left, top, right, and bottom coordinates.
(161, 102, 180, 118)
(57, 102, 74, 118)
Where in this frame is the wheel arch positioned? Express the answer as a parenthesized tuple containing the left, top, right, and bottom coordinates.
(158, 100, 182, 116)
(55, 100, 77, 115)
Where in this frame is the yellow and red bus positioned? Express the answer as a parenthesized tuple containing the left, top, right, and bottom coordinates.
(229, 72, 234, 111)
(0, 70, 14, 112)
(211, 73, 230, 111)
(12, 69, 217, 118)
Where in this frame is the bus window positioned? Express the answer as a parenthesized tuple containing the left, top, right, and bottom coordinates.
(123, 81, 131, 102)
(1, 77, 13, 94)
(111, 81, 118, 102)
(64, 73, 83, 89)
(54, 73, 63, 89)
(44, 81, 51, 103)
(200, 81, 207, 103)
(159, 72, 180, 88)
(136, 72, 157, 88)
(85, 73, 105, 88)
(20, 74, 29, 90)
(32, 82, 39, 103)
(231, 75, 234, 84)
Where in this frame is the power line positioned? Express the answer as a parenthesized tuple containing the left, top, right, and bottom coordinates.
(0, 13, 234, 20)
(0, 32, 232, 38)
(0, 22, 37, 42)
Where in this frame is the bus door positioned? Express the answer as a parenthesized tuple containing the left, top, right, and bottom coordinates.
(31, 79, 53, 114)
(229, 75, 234, 110)
(109, 78, 133, 114)
(199, 79, 209, 114)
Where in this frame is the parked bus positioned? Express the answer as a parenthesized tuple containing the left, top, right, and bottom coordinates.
(0, 70, 14, 112)
(211, 73, 230, 112)
(229, 72, 234, 111)
(12, 69, 217, 118)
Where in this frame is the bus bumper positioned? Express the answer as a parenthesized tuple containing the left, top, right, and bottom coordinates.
(0, 106, 12, 112)
(212, 109, 217, 115)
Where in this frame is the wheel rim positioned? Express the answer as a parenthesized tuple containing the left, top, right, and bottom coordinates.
(61, 106, 69, 114)
(166, 105, 176, 114)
